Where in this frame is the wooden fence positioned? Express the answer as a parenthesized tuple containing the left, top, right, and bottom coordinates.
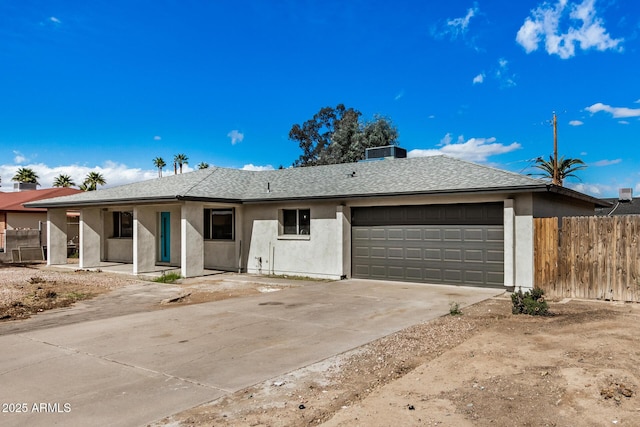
(534, 216, 640, 302)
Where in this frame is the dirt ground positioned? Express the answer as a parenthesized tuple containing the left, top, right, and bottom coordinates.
(2, 264, 639, 426)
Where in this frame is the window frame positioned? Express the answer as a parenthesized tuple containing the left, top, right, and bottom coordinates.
(112, 211, 133, 238)
(203, 208, 235, 241)
(280, 208, 311, 237)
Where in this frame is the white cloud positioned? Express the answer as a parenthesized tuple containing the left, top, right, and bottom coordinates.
(428, 115, 436, 119)
(13, 150, 27, 164)
(585, 102, 640, 118)
(0, 162, 161, 189)
(591, 159, 622, 167)
(618, 120, 630, 125)
(432, 4, 481, 49)
(394, 90, 405, 101)
(153, 135, 161, 141)
(446, 4, 479, 37)
(472, 73, 485, 84)
(49, 16, 61, 24)
(516, 0, 623, 59)
(569, 120, 584, 126)
(494, 58, 516, 88)
(227, 130, 245, 145)
(408, 134, 521, 162)
(570, 182, 606, 196)
(241, 164, 275, 171)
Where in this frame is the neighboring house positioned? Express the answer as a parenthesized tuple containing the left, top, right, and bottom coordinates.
(0, 187, 82, 259)
(28, 155, 607, 290)
(595, 189, 640, 216)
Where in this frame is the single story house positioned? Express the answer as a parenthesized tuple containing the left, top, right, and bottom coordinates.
(0, 187, 81, 258)
(28, 155, 607, 289)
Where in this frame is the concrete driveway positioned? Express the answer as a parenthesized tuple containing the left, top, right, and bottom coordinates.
(0, 277, 501, 427)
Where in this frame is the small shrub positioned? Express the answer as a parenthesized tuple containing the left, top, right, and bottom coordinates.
(449, 302, 462, 316)
(153, 272, 182, 283)
(511, 288, 549, 316)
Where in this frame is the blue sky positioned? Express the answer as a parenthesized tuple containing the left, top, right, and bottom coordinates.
(0, 0, 638, 197)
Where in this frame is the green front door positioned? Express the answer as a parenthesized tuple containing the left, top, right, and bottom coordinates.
(160, 212, 170, 262)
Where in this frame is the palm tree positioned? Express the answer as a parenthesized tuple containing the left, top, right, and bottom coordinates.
(12, 167, 39, 185)
(531, 155, 587, 186)
(153, 157, 166, 178)
(81, 171, 106, 191)
(197, 162, 209, 169)
(52, 174, 76, 188)
(173, 154, 188, 174)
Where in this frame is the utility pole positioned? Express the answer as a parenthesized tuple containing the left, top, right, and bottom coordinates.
(552, 112, 559, 186)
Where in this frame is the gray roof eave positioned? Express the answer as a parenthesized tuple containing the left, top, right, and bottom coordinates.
(26, 195, 182, 209)
(241, 184, 553, 204)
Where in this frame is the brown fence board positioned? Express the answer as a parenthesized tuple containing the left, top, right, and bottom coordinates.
(535, 215, 640, 302)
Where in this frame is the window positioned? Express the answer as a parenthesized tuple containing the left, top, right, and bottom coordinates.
(204, 208, 234, 240)
(282, 209, 310, 235)
(113, 211, 133, 238)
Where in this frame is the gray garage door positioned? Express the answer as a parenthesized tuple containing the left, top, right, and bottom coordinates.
(352, 203, 504, 287)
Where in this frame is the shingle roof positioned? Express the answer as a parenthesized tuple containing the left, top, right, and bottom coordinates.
(26, 156, 597, 208)
(0, 188, 82, 212)
(595, 198, 640, 216)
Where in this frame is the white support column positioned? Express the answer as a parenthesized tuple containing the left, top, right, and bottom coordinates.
(336, 205, 351, 279)
(79, 208, 102, 268)
(181, 202, 204, 278)
(133, 206, 155, 275)
(503, 199, 515, 288)
(47, 208, 68, 266)
(514, 195, 535, 290)
(235, 206, 244, 273)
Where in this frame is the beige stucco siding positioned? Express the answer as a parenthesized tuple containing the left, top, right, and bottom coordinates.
(243, 202, 344, 279)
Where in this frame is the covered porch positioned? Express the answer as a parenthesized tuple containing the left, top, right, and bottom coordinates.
(45, 201, 223, 278)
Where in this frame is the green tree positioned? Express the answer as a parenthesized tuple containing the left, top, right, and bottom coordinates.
(531, 155, 587, 186)
(12, 167, 39, 185)
(81, 171, 106, 191)
(290, 104, 399, 167)
(153, 157, 166, 178)
(52, 174, 76, 188)
(173, 154, 188, 174)
(197, 162, 209, 169)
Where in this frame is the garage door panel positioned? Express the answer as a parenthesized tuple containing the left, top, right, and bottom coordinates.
(405, 228, 422, 240)
(464, 249, 484, 262)
(423, 229, 442, 240)
(444, 229, 463, 241)
(405, 268, 423, 280)
(387, 247, 404, 259)
(424, 248, 443, 261)
(387, 229, 404, 240)
(370, 229, 386, 240)
(369, 247, 386, 258)
(405, 247, 422, 260)
(444, 249, 462, 261)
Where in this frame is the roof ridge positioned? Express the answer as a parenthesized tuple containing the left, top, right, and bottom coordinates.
(180, 167, 221, 197)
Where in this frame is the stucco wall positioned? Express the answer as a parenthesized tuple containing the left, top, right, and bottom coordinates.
(204, 241, 236, 270)
(532, 192, 596, 218)
(6, 212, 46, 246)
(106, 238, 133, 262)
(243, 202, 343, 279)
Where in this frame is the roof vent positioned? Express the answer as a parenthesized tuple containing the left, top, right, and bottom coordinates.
(364, 145, 407, 161)
(619, 188, 633, 202)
